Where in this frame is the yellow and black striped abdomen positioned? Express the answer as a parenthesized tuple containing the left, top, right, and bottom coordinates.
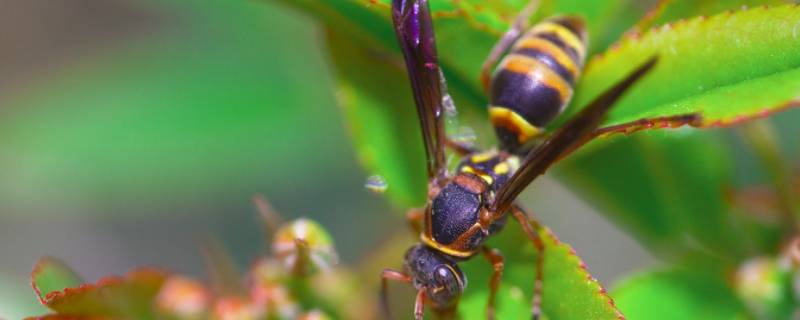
(489, 16, 588, 152)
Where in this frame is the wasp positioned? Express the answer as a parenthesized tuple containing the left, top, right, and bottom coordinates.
(380, 0, 657, 319)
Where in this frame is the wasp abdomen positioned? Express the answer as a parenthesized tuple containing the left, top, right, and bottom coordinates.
(489, 16, 588, 152)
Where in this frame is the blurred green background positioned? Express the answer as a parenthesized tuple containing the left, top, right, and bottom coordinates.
(0, 1, 657, 318)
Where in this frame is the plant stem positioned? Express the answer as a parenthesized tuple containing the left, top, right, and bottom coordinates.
(740, 120, 800, 231)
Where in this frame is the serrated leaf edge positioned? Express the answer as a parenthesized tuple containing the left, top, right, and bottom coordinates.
(541, 227, 626, 320)
(36, 267, 168, 307)
(591, 4, 795, 66)
(31, 256, 83, 305)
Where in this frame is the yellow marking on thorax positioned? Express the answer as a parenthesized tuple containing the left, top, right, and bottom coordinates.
(528, 21, 586, 61)
(461, 166, 494, 185)
(502, 54, 573, 102)
(493, 162, 510, 175)
(489, 106, 543, 143)
(470, 150, 495, 163)
(420, 233, 478, 258)
(513, 37, 581, 80)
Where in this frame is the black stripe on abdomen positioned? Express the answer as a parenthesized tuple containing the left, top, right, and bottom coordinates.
(512, 47, 575, 84)
(490, 69, 565, 128)
(533, 32, 581, 64)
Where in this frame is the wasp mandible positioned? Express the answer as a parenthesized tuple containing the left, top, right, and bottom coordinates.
(381, 0, 657, 319)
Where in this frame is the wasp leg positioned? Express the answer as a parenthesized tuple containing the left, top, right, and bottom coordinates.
(415, 288, 427, 320)
(382, 269, 413, 320)
(480, 0, 541, 92)
(510, 205, 545, 320)
(445, 138, 476, 156)
(481, 246, 505, 320)
(407, 208, 425, 235)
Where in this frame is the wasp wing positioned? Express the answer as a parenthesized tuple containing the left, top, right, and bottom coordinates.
(491, 57, 658, 214)
(392, 0, 448, 179)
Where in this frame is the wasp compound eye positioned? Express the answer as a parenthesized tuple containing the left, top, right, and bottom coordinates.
(427, 264, 465, 308)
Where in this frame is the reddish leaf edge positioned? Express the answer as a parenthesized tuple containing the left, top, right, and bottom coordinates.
(593, 98, 800, 140)
(594, 113, 702, 138)
(31, 256, 82, 305)
(34, 265, 169, 307)
(26, 315, 107, 320)
(540, 226, 626, 320)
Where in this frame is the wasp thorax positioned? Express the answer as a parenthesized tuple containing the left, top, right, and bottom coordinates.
(430, 180, 483, 246)
(456, 150, 517, 192)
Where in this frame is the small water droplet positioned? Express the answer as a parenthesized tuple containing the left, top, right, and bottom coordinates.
(365, 175, 388, 194)
(510, 286, 524, 301)
(442, 94, 457, 117)
(451, 126, 477, 147)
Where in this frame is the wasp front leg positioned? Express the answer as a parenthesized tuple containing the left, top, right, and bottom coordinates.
(481, 246, 505, 320)
(510, 205, 545, 320)
(381, 269, 413, 320)
(480, 0, 542, 92)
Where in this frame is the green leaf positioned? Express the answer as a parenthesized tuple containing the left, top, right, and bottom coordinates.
(31, 257, 84, 305)
(458, 220, 622, 319)
(282, 0, 800, 210)
(556, 130, 784, 261)
(651, 0, 791, 27)
(612, 267, 748, 319)
(560, 4, 800, 131)
(278, 0, 650, 206)
(34, 268, 167, 319)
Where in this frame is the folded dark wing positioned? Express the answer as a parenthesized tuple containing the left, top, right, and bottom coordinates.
(392, 0, 447, 179)
(491, 57, 658, 214)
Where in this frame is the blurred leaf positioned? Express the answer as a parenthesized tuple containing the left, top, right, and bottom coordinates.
(326, 28, 429, 206)
(35, 268, 167, 319)
(200, 238, 245, 297)
(32, 257, 84, 305)
(0, 0, 349, 217)
(560, 4, 800, 131)
(555, 130, 781, 261)
(458, 220, 621, 319)
(612, 267, 748, 319)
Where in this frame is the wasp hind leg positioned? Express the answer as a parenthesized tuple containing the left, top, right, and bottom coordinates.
(510, 205, 545, 320)
(480, 0, 542, 92)
(481, 246, 505, 320)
